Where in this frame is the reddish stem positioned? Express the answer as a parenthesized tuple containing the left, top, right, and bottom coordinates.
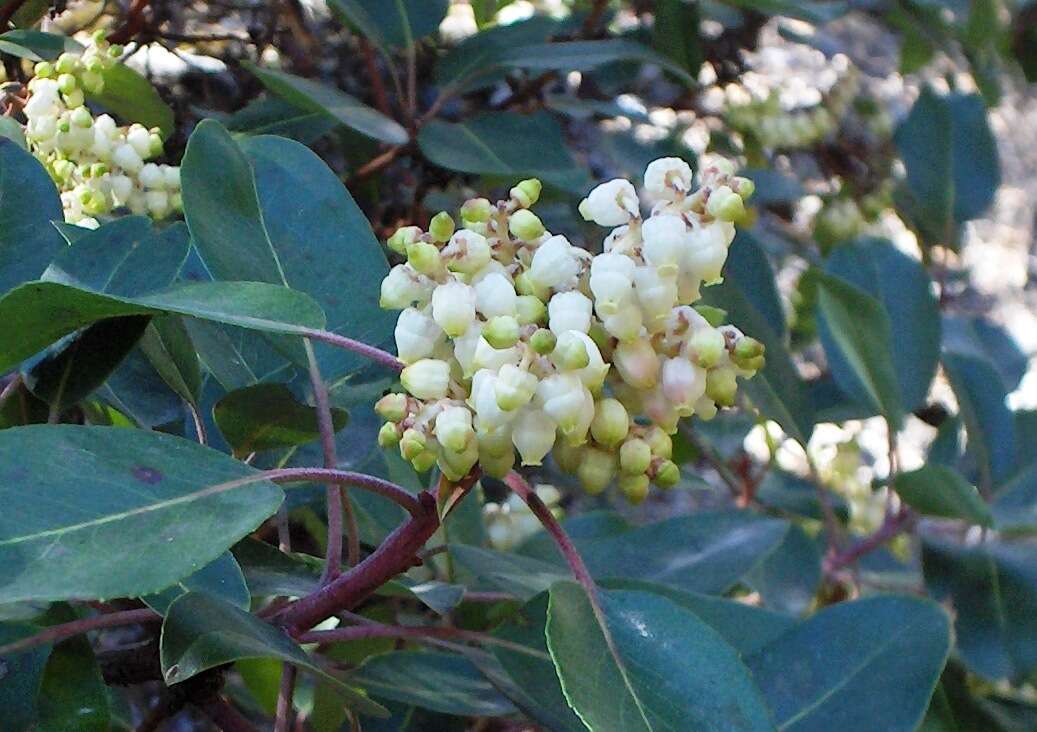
(268, 468, 422, 515)
(108, 0, 150, 44)
(202, 698, 260, 732)
(824, 508, 914, 575)
(0, 608, 159, 657)
(300, 329, 403, 372)
(273, 664, 297, 732)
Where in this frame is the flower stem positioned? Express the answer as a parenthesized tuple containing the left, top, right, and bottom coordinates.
(0, 608, 159, 657)
(299, 329, 403, 372)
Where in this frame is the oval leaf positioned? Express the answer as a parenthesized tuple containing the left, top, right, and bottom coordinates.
(894, 465, 993, 526)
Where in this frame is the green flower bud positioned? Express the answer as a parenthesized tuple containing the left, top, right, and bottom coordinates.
(529, 328, 557, 354)
(706, 368, 738, 407)
(109, 44, 125, 58)
(577, 448, 616, 495)
(588, 321, 611, 351)
(57, 73, 78, 95)
(739, 355, 765, 372)
(387, 225, 422, 255)
(57, 118, 71, 134)
(514, 271, 551, 301)
(510, 178, 542, 208)
(378, 422, 401, 448)
(483, 315, 521, 349)
(411, 449, 438, 473)
(438, 440, 479, 481)
(733, 336, 765, 362)
(33, 61, 54, 78)
(91, 162, 109, 177)
(553, 440, 583, 475)
(515, 295, 547, 325)
(406, 241, 445, 278)
(91, 29, 108, 45)
(55, 54, 78, 74)
(709, 187, 746, 223)
(619, 438, 651, 476)
(693, 304, 727, 328)
(590, 398, 629, 448)
(148, 133, 164, 158)
(400, 428, 427, 461)
(71, 106, 93, 128)
(653, 460, 680, 489)
(732, 176, 755, 200)
(553, 333, 590, 370)
(480, 447, 516, 479)
(643, 426, 673, 459)
(375, 393, 408, 422)
(508, 209, 545, 241)
(460, 197, 493, 224)
(63, 88, 84, 108)
(79, 70, 104, 94)
(690, 328, 726, 369)
(620, 474, 650, 504)
(429, 211, 455, 242)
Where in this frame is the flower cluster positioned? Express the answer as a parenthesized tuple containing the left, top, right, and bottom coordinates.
(725, 67, 859, 150)
(22, 32, 181, 226)
(483, 484, 563, 550)
(376, 157, 763, 503)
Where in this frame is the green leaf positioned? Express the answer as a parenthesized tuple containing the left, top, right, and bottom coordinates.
(378, 578, 464, 616)
(0, 279, 326, 374)
(942, 351, 1017, 492)
(922, 536, 1037, 683)
(244, 64, 408, 144)
(0, 138, 66, 295)
(449, 544, 569, 600)
(652, 0, 702, 73)
(225, 97, 337, 143)
(704, 232, 814, 443)
(160, 592, 388, 717)
(991, 464, 1037, 532)
(0, 116, 26, 149)
(754, 469, 850, 524)
(143, 551, 250, 614)
(0, 30, 80, 61)
(214, 383, 348, 457)
(816, 273, 904, 429)
(181, 120, 393, 379)
(350, 651, 516, 717)
(0, 425, 283, 603)
(0, 622, 51, 729)
(894, 465, 993, 526)
(435, 15, 559, 90)
(139, 316, 202, 404)
(232, 538, 322, 598)
(37, 629, 109, 732)
(418, 111, 590, 193)
(88, 63, 175, 138)
(330, 0, 448, 50)
(746, 595, 952, 732)
(745, 523, 822, 616)
(486, 593, 586, 732)
(499, 39, 696, 85)
(824, 238, 941, 413)
(547, 582, 774, 732)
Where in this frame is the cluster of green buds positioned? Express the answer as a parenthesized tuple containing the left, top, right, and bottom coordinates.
(814, 182, 893, 251)
(725, 66, 859, 150)
(376, 156, 764, 503)
(483, 484, 563, 550)
(22, 31, 181, 226)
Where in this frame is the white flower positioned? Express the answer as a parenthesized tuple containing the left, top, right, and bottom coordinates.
(684, 222, 729, 283)
(380, 264, 433, 309)
(431, 279, 476, 336)
(578, 179, 639, 226)
(471, 370, 515, 430)
(395, 307, 444, 363)
(555, 331, 609, 388)
(548, 290, 592, 335)
(474, 271, 517, 318)
(661, 357, 707, 411)
(112, 143, 144, 174)
(126, 125, 152, 158)
(529, 235, 580, 290)
(641, 214, 687, 276)
(644, 157, 693, 201)
(634, 265, 678, 333)
(473, 337, 522, 371)
(600, 301, 643, 342)
(613, 337, 660, 389)
(145, 190, 171, 218)
(401, 359, 451, 400)
(589, 252, 635, 315)
(537, 373, 593, 443)
(495, 364, 538, 411)
(435, 405, 475, 452)
(443, 229, 491, 274)
(512, 408, 556, 465)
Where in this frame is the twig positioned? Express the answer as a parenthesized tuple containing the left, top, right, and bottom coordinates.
(276, 505, 292, 552)
(305, 340, 359, 579)
(268, 468, 422, 515)
(348, 144, 408, 182)
(188, 402, 207, 445)
(463, 591, 517, 604)
(299, 328, 403, 371)
(274, 664, 297, 732)
(109, 0, 150, 45)
(824, 509, 914, 575)
(806, 451, 845, 555)
(0, 0, 30, 30)
(678, 422, 742, 499)
(0, 608, 159, 657)
(359, 37, 392, 116)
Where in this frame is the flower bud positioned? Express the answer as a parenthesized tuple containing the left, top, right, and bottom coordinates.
(634, 266, 679, 333)
(431, 280, 476, 337)
(512, 408, 556, 465)
(388, 225, 422, 255)
(510, 178, 542, 208)
(412, 449, 438, 473)
(444, 229, 491, 274)
(589, 252, 635, 315)
(57, 73, 78, 95)
(112, 143, 144, 174)
(731, 176, 755, 200)
(495, 364, 538, 411)
(460, 197, 493, 224)
(538, 373, 593, 444)
(474, 272, 518, 318)
(553, 440, 583, 475)
(643, 425, 672, 459)
(548, 290, 592, 335)
(600, 302, 643, 342)
(644, 157, 693, 201)
(509, 209, 545, 242)
(378, 422, 402, 448)
(705, 367, 737, 407)
(145, 190, 171, 218)
(473, 337, 521, 372)
(620, 474, 650, 504)
(591, 398, 629, 447)
(395, 306, 443, 363)
(34, 61, 54, 78)
(380, 264, 433, 309)
(552, 331, 590, 370)
(619, 438, 652, 475)
(684, 223, 728, 284)
(613, 338, 659, 389)
(529, 328, 556, 354)
(479, 445, 516, 478)
(400, 428, 427, 460)
(641, 214, 687, 276)
(375, 393, 409, 422)
(514, 271, 552, 301)
(642, 385, 680, 433)
(406, 241, 446, 278)
(70, 106, 93, 128)
(483, 315, 520, 349)
(661, 357, 707, 410)
(428, 211, 456, 242)
(577, 448, 616, 494)
(578, 178, 639, 226)
(529, 235, 580, 290)
(695, 396, 718, 420)
(401, 359, 451, 400)
(733, 336, 765, 363)
(707, 186, 745, 223)
(515, 295, 546, 325)
(79, 70, 103, 94)
(439, 439, 479, 481)
(652, 460, 680, 489)
(62, 88, 85, 108)
(436, 405, 475, 452)
(693, 304, 727, 327)
(55, 53, 77, 74)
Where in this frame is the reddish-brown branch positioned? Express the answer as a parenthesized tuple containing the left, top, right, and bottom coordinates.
(0, 608, 159, 657)
(348, 144, 408, 182)
(0, 0, 29, 30)
(359, 37, 392, 116)
(108, 0, 150, 45)
(299, 328, 403, 371)
(267, 467, 422, 516)
(202, 698, 261, 732)
(273, 664, 297, 732)
(824, 508, 915, 575)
